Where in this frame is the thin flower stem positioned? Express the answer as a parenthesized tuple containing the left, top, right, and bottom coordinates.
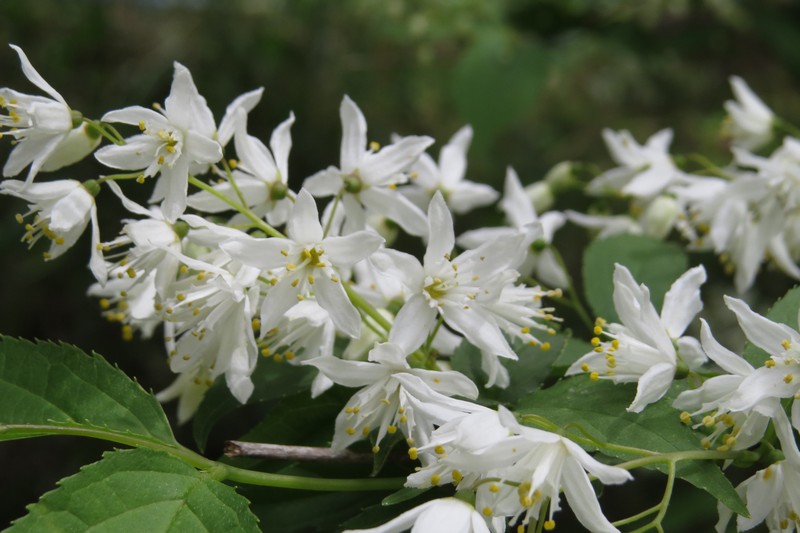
(343, 283, 392, 332)
(323, 188, 344, 238)
(221, 159, 248, 207)
(547, 245, 594, 331)
(685, 153, 736, 180)
(84, 119, 125, 146)
(613, 503, 661, 527)
(629, 460, 676, 533)
(422, 316, 444, 358)
(775, 117, 800, 138)
(187, 175, 285, 238)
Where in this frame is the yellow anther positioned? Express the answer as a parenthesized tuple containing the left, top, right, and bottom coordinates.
(280, 249, 289, 257)
(285, 352, 296, 361)
(430, 475, 441, 486)
(434, 445, 446, 455)
(121, 325, 133, 341)
(261, 347, 271, 357)
(580, 363, 589, 372)
(182, 354, 190, 361)
(346, 427, 356, 436)
(251, 318, 261, 330)
(176, 293, 186, 302)
(387, 425, 397, 434)
(482, 507, 493, 517)
(408, 447, 418, 460)
(99, 298, 111, 310)
(399, 415, 407, 423)
(520, 495, 533, 507)
(490, 483, 500, 493)
(369, 140, 380, 152)
(330, 276, 339, 283)
(764, 465, 773, 480)
(307, 275, 315, 285)
(286, 263, 296, 271)
(786, 374, 795, 384)
(547, 328, 556, 335)
(126, 267, 136, 278)
(679, 411, 691, 424)
(192, 308, 200, 316)
(291, 278, 300, 287)
(273, 353, 283, 362)
(783, 340, 792, 350)
(544, 519, 556, 531)
(157, 155, 165, 165)
(589, 371, 599, 381)
(593, 326, 603, 335)
(138, 120, 146, 131)
(179, 264, 189, 274)
(765, 359, 776, 368)
(452, 470, 462, 482)
(398, 407, 405, 414)
(362, 426, 370, 436)
(540, 342, 551, 351)
(372, 445, 380, 454)
(228, 159, 238, 169)
(593, 346, 604, 352)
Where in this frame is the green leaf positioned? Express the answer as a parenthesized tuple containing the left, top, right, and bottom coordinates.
(193, 357, 316, 451)
(9, 448, 259, 532)
(0, 337, 175, 446)
(451, 334, 566, 407)
(582, 234, 688, 322)
(517, 377, 748, 516)
(381, 487, 429, 507)
(551, 334, 593, 374)
(742, 285, 800, 367)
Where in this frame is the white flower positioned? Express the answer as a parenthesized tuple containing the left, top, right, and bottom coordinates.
(717, 459, 800, 532)
(188, 109, 295, 226)
(567, 263, 707, 413)
(459, 167, 567, 288)
(304, 341, 481, 452)
(95, 62, 223, 223)
(342, 497, 499, 533)
(373, 191, 524, 359)
(156, 256, 262, 421)
(673, 319, 775, 452)
(588, 128, 680, 199)
(220, 189, 384, 337)
(402, 125, 499, 214)
(1, 45, 96, 181)
(410, 407, 631, 533)
(1, 178, 104, 280)
(724, 76, 774, 151)
(720, 296, 800, 420)
(304, 95, 433, 236)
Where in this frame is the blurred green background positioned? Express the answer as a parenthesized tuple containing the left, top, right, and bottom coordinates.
(2, 0, 800, 530)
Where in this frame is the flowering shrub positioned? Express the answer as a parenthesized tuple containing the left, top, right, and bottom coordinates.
(2, 43, 800, 532)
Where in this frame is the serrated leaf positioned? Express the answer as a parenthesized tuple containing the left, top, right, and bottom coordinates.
(517, 377, 747, 516)
(8, 448, 259, 532)
(0, 337, 175, 446)
(450, 334, 566, 407)
(193, 357, 316, 451)
(742, 285, 800, 366)
(582, 234, 688, 322)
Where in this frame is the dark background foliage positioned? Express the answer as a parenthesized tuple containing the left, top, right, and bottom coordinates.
(2, 0, 800, 529)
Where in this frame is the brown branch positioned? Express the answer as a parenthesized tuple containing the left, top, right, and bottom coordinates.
(223, 441, 374, 463)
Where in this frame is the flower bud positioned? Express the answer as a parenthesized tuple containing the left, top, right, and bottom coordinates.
(641, 195, 679, 239)
(41, 124, 102, 172)
(524, 181, 554, 213)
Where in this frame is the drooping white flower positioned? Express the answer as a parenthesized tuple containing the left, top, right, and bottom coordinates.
(95, 62, 223, 223)
(156, 255, 262, 422)
(567, 263, 707, 413)
(0, 45, 99, 181)
(373, 191, 524, 360)
(1, 178, 104, 280)
(304, 341, 481, 452)
(303, 95, 433, 236)
(459, 167, 568, 288)
(342, 497, 500, 533)
(719, 296, 800, 423)
(588, 128, 681, 199)
(402, 125, 499, 215)
(220, 189, 384, 338)
(717, 460, 800, 533)
(188, 109, 295, 226)
(724, 76, 774, 151)
(673, 319, 776, 452)
(408, 407, 631, 533)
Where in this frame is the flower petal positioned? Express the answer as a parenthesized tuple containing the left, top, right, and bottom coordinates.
(324, 231, 384, 267)
(627, 361, 674, 413)
(660, 265, 706, 337)
(10, 44, 67, 105)
(289, 189, 324, 244)
(314, 274, 361, 337)
(360, 187, 428, 237)
(389, 293, 438, 353)
(424, 191, 454, 266)
(724, 295, 800, 355)
(340, 95, 367, 172)
(562, 459, 622, 533)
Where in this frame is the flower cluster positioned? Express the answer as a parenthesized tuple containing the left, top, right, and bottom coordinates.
(7, 43, 800, 533)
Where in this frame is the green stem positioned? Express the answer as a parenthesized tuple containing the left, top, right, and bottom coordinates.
(613, 503, 661, 527)
(187, 176, 285, 238)
(775, 117, 800, 139)
(629, 460, 676, 533)
(685, 154, 736, 180)
(2, 424, 402, 492)
(221, 159, 248, 207)
(84, 119, 125, 146)
(547, 246, 593, 331)
(323, 189, 345, 238)
(343, 283, 392, 332)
